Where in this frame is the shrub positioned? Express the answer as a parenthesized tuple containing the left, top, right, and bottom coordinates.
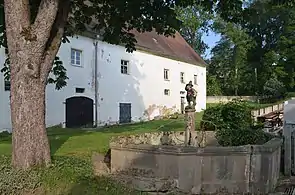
(0, 131, 11, 142)
(201, 100, 252, 131)
(200, 104, 223, 131)
(201, 100, 273, 146)
(215, 126, 273, 146)
(220, 100, 253, 129)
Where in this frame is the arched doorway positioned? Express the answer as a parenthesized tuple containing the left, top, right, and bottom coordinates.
(65, 96, 94, 128)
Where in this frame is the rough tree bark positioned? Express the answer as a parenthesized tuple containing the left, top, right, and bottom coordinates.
(4, 0, 70, 169)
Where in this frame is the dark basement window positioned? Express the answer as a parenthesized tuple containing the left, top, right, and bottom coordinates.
(75, 87, 85, 93)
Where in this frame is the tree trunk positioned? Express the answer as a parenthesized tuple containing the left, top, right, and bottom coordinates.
(11, 70, 51, 169)
(4, 0, 71, 169)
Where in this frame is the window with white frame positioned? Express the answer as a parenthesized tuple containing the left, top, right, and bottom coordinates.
(121, 60, 129, 74)
(71, 49, 82, 67)
(164, 69, 169, 80)
(164, 89, 170, 96)
(194, 74, 198, 85)
(180, 72, 185, 83)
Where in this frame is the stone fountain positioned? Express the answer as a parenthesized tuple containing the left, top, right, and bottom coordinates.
(103, 83, 282, 194)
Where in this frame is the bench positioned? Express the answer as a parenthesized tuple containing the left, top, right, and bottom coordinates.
(257, 110, 283, 131)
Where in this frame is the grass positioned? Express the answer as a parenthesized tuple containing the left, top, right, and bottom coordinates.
(0, 114, 204, 157)
(0, 113, 203, 194)
(0, 100, 282, 194)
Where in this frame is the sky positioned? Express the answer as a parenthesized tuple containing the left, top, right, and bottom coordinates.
(202, 31, 221, 59)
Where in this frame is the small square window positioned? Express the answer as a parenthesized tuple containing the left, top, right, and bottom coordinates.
(75, 87, 85, 93)
(71, 49, 82, 67)
(180, 72, 185, 83)
(4, 80, 10, 91)
(121, 60, 129, 74)
(194, 75, 198, 85)
(164, 69, 169, 80)
(164, 89, 170, 96)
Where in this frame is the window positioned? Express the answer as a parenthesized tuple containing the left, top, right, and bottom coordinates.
(75, 87, 85, 93)
(4, 80, 10, 91)
(164, 89, 170, 96)
(121, 60, 129, 74)
(180, 72, 185, 83)
(71, 49, 82, 67)
(164, 69, 169, 80)
(194, 74, 198, 85)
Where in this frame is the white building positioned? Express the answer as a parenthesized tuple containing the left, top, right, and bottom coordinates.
(0, 30, 207, 131)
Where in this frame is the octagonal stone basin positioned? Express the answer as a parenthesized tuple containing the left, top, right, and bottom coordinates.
(110, 131, 282, 194)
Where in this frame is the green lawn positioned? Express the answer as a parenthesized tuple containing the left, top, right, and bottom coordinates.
(0, 113, 203, 194)
(0, 100, 282, 194)
(0, 113, 203, 157)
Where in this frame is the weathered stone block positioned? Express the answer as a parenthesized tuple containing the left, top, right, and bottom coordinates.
(110, 133, 282, 194)
(92, 152, 110, 176)
(117, 175, 177, 192)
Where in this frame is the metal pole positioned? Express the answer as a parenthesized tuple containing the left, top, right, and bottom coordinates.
(94, 39, 98, 127)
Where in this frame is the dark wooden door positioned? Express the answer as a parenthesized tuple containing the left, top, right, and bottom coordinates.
(119, 103, 131, 124)
(65, 96, 94, 128)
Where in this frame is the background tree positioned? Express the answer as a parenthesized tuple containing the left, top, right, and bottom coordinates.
(209, 18, 255, 95)
(262, 75, 287, 102)
(176, 3, 213, 56)
(238, 0, 295, 94)
(206, 75, 222, 96)
(0, 0, 244, 169)
(208, 0, 295, 96)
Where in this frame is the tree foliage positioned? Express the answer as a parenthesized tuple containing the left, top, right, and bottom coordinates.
(176, 3, 213, 56)
(262, 75, 287, 99)
(210, 18, 255, 95)
(208, 0, 295, 96)
(206, 75, 222, 96)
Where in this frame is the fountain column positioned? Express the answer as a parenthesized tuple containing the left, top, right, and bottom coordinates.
(184, 107, 196, 146)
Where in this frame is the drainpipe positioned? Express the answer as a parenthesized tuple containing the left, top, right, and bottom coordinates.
(93, 35, 99, 127)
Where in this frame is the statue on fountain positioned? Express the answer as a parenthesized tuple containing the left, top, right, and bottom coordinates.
(185, 81, 197, 110)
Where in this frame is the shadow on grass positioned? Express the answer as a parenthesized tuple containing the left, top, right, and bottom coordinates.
(0, 127, 94, 156)
(48, 126, 95, 155)
(0, 112, 204, 157)
(99, 119, 185, 134)
(97, 111, 206, 135)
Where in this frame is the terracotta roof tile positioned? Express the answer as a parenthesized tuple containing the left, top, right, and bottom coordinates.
(130, 30, 207, 67)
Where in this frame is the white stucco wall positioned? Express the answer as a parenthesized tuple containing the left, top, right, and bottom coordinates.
(0, 35, 206, 130)
(0, 52, 11, 132)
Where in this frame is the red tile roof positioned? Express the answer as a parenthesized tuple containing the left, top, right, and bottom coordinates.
(130, 30, 207, 67)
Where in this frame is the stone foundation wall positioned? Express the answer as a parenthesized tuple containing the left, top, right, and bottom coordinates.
(110, 131, 217, 147)
(207, 96, 258, 103)
(110, 133, 282, 194)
